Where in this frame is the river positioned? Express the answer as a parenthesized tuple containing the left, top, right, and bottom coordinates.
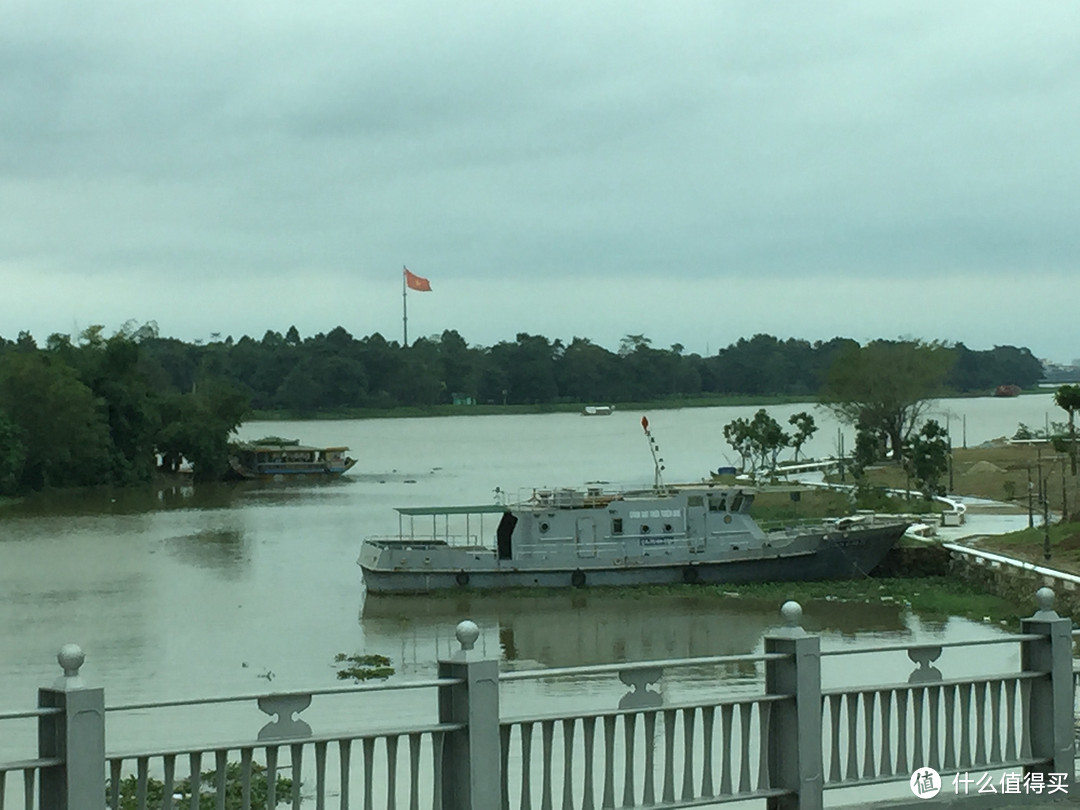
(0, 395, 1061, 761)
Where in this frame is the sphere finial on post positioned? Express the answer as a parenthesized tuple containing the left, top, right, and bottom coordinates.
(456, 620, 480, 651)
(779, 600, 806, 637)
(54, 643, 86, 689)
(1033, 586, 1059, 620)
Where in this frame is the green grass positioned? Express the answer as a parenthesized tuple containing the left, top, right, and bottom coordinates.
(973, 520, 1080, 573)
(718, 577, 1023, 624)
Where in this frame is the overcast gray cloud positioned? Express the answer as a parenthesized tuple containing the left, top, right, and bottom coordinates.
(2, 0, 1078, 360)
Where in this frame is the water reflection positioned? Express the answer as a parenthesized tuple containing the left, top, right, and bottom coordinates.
(1, 480, 242, 517)
(162, 528, 249, 577)
(360, 590, 908, 669)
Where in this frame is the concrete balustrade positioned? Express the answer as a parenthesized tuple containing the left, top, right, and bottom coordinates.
(0, 588, 1074, 810)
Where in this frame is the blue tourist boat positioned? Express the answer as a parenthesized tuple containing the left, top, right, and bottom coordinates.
(227, 438, 357, 480)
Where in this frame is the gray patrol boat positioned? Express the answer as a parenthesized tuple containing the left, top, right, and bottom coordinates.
(357, 420, 908, 594)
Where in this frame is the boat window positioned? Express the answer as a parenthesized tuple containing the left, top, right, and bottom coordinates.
(687, 495, 704, 507)
(539, 522, 550, 534)
(612, 518, 623, 535)
(640, 524, 650, 534)
(731, 493, 743, 512)
(741, 494, 754, 510)
(709, 496, 727, 512)
(663, 523, 673, 533)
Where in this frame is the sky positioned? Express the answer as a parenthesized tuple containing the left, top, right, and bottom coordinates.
(2, 1, 1078, 362)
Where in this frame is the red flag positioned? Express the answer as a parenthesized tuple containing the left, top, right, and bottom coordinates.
(404, 267, 431, 292)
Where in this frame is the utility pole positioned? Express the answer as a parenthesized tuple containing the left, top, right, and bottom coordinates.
(1028, 465, 1034, 529)
(1044, 479, 1052, 561)
(837, 428, 845, 483)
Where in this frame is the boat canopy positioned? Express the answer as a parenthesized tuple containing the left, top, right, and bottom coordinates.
(394, 505, 509, 516)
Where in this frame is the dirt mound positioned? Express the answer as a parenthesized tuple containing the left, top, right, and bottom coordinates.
(961, 460, 1006, 476)
(1055, 533, 1080, 551)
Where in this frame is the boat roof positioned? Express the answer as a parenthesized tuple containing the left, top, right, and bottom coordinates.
(236, 442, 349, 452)
(395, 505, 509, 516)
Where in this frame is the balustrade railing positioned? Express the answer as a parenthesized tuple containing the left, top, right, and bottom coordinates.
(2, 588, 1075, 810)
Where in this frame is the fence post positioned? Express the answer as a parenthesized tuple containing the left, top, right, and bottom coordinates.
(765, 601, 823, 810)
(438, 620, 501, 810)
(38, 643, 106, 810)
(1020, 586, 1075, 778)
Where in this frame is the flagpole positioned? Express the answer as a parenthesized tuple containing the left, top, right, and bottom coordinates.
(402, 266, 408, 346)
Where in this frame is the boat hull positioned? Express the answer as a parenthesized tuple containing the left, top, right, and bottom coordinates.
(359, 522, 907, 594)
(227, 458, 358, 480)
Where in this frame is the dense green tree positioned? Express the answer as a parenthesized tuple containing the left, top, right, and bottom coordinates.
(388, 354, 442, 408)
(905, 419, 951, 499)
(0, 352, 112, 489)
(480, 334, 560, 405)
(948, 343, 1044, 392)
(0, 410, 26, 495)
(556, 338, 627, 402)
(78, 332, 162, 485)
(851, 421, 888, 478)
(437, 330, 483, 403)
(358, 333, 400, 404)
(156, 380, 249, 481)
(821, 340, 954, 461)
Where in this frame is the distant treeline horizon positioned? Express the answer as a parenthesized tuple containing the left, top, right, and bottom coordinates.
(1, 324, 1047, 413)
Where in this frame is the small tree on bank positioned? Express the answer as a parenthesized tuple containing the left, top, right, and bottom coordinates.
(905, 419, 950, 499)
(722, 409, 790, 480)
(788, 412, 817, 462)
(1055, 384, 1080, 476)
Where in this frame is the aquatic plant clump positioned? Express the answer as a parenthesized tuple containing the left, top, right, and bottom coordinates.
(108, 761, 293, 810)
(334, 652, 394, 681)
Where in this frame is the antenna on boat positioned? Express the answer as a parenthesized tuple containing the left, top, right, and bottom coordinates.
(641, 416, 668, 493)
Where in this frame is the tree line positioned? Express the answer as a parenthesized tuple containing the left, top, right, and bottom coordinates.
(14, 325, 1040, 412)
(0, 323, 1047, 495)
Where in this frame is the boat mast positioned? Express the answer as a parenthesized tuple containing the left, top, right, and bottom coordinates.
(641, 416, 668, 493)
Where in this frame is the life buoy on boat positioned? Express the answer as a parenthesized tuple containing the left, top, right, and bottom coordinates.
(455, 571, 470, 587)
(570, 569, 586, 588)
(682, 566, 700, 584)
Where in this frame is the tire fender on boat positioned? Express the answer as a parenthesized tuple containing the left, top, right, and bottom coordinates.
(682, 566, 700, 584)
(455, 571, 470, 587)
(570, 569, 586, 588)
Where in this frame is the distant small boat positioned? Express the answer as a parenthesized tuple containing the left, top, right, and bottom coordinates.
(994, 384, 1021, 397)
(582, 405, 614, 416)
(227, 437, 357, 480)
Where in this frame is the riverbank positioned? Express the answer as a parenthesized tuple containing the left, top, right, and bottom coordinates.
(247, 393, 824, 420)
